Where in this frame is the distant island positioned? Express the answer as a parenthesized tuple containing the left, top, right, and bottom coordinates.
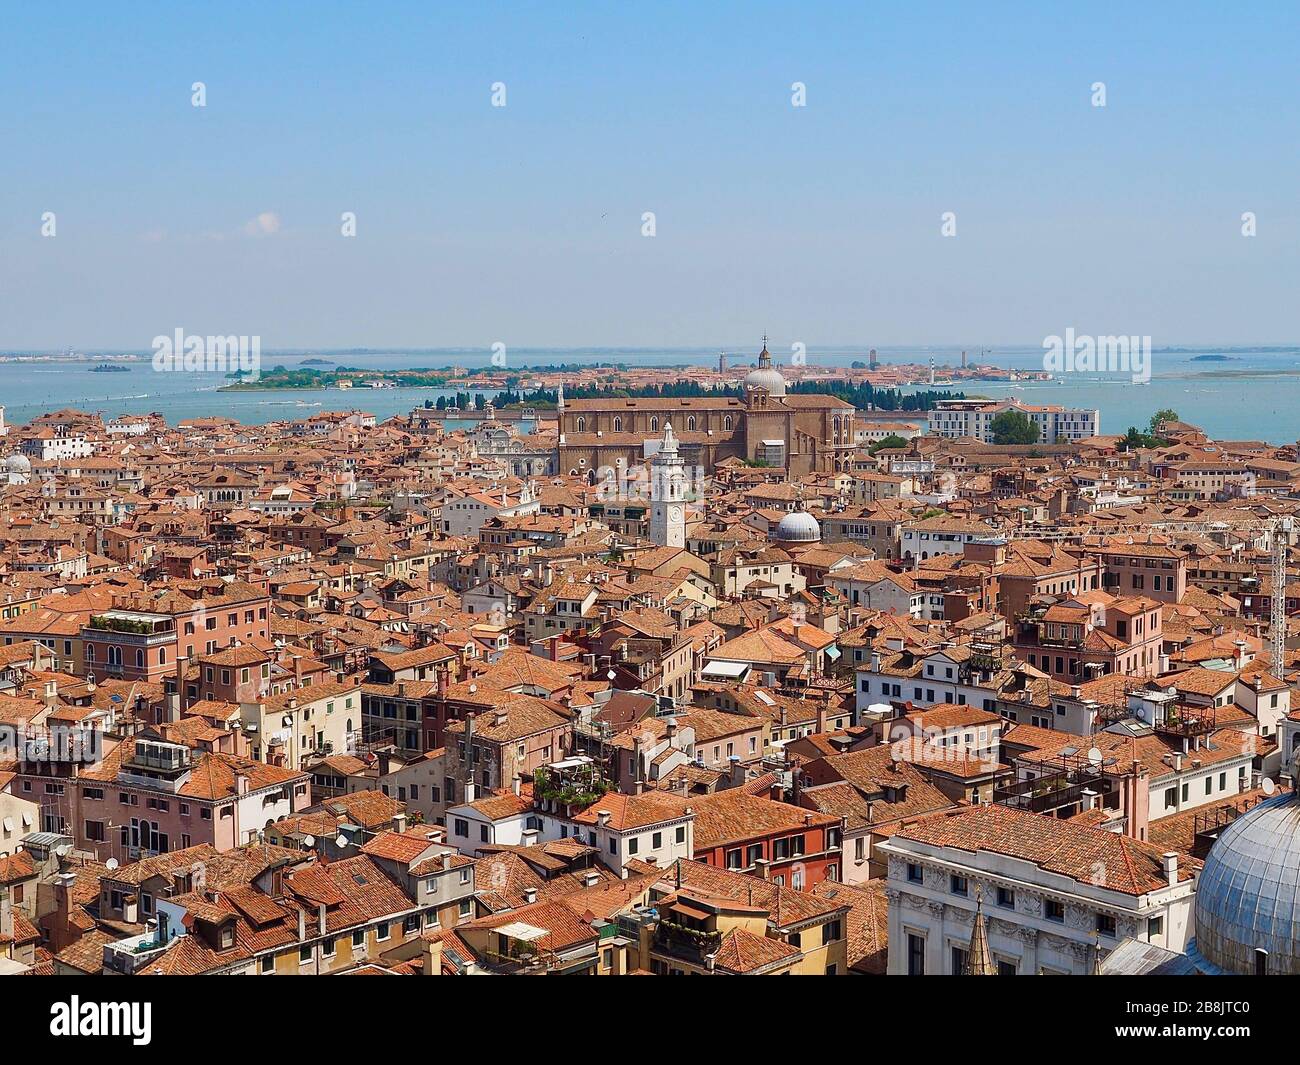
(300, 358, 334, 365)
(89, 363, 132, 373)
(1191, 354, 1234, 362)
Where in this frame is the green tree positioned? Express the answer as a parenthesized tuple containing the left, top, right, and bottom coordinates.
(869, 434, 909, 454)
(990, 410, 1040, 445)
(1149, 409, 1179, 435)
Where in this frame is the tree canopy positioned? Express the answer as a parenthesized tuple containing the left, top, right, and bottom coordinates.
(989, 410, 1040, 445)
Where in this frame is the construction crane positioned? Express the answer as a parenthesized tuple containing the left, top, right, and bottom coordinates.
(1001, 515, 1294, 672)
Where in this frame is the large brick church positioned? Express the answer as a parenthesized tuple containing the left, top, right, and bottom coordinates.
(556, 342, 857, 481)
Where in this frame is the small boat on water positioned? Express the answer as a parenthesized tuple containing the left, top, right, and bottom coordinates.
(89, 363, 131, 373)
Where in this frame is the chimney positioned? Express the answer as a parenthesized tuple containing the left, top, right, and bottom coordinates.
(1123, 760, 1150, 842)
(235, 772, 250, 796)
(54, 872, 77, 918)
(597, 809, 611, 827)
(317, 902, 327, 936)
(583, 871, 600, 887)
(297, 907, 307, 942)
(393, 812, 408, 833)
(292, 654, 303, 689)
(1161, 852, 1179, 888)
(511, 775, 521, 797)
(423, 936, 444, 976)
(171, 654, 188, 721)
(754, 857, 771, 880)
(522, 886, 537, 904)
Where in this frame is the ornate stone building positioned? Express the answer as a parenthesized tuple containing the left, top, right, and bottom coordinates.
(556, 342, 857, 482)
(877, 804, 1195, 975)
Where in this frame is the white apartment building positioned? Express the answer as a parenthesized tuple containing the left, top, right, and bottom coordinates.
(927, 400, 1099, 443)
(879, 804, 1196, 975)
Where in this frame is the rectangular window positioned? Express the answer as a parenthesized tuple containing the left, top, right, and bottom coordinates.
(907, 933, 926, 976)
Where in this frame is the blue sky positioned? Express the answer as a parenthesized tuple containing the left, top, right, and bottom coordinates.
(1, 1, 1297, 351)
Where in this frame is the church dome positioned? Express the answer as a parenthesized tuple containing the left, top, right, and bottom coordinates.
(5, 453, 31, 473)
(774, 510, 821, 543)
(743, 366, 786, 396)
(743, 340, 787, 397)
(1192, 791, 1300, 974)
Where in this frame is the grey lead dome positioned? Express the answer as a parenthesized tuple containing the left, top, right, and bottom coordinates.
(1193, 791, 1300, 974)
(774, 510, 821, 542)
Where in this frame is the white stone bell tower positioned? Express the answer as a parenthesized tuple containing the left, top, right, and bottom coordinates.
(649, 421, 686, 548)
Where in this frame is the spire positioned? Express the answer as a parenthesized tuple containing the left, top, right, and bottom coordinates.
(556, 381, 564, 412)
(1091, 931, 1104, 976)
(759, 335, 771, 368)
(963, 886, 995, 975)
(660, 420, 678, 454)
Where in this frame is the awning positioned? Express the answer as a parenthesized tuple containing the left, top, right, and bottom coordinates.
(667, 901, 712, 921)
(825, 645, 841, 661)
(495, 921, 548, 943)
(701, 660, 749, 679)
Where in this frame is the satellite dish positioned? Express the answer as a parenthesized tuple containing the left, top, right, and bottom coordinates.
(1263, 777, 1277, 796)
(468, 684, 477, 693)
(607, 670, 617, 681)
(1087, 747, 1103, 768)
(55, 844, 72, 858)
(105, 858, 119, 870)
(302, 834, 316, 848)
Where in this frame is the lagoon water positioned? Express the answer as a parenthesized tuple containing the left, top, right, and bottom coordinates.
(1, 346, 1297, 442)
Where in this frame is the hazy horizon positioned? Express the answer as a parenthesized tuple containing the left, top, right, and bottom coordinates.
(4, 2, 1297, 350)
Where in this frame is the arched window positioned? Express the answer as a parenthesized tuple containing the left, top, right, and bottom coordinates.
(613, 416, 623, 432)
(86, 644, 95, 661)
(724, 415, 733, 431)
(650, 416, 659, 432)
(687, 416, 697, 432)
(576, 417, 586, 432)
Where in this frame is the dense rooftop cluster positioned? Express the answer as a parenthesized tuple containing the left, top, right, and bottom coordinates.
(0, 397, 1297, 976)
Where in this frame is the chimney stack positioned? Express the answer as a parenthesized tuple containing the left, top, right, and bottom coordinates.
(423, 936, 444, 976)
(1161, 852, 1179, 888)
